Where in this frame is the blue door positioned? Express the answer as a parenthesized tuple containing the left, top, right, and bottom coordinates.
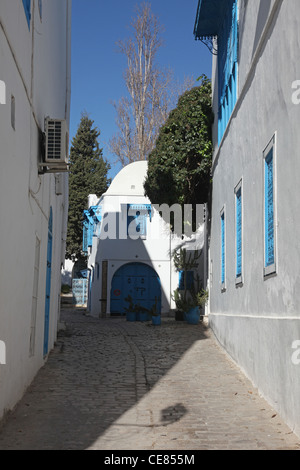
(44, 207, 53, 356)
(110, 263, 161, 315)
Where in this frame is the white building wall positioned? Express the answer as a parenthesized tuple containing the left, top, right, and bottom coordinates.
(208, 0, 300, 436)
(87, 162, 205, 318)
(0, 0, 71, 420)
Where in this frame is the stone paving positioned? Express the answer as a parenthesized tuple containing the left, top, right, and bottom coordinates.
(0, 308, 299, 450)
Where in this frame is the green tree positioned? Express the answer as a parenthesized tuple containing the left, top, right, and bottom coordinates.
(66, 113, 111, 261)
(144, 76, 213, 217)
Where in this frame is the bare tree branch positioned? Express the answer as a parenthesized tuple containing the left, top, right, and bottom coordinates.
(109, 2, 195, 167)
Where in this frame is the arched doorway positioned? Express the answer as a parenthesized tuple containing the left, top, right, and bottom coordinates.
(110, 263, 161, 316)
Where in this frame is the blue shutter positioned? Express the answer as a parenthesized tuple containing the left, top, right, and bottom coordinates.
(127, 204, 151, 237)
(22, 0, 31, 29)
(265, 149, 274, 267)
(221, 212, 225, 284)
(82, 220, 88, 253)
(218, 0, 238, 144)
(236, 188, 242, 277)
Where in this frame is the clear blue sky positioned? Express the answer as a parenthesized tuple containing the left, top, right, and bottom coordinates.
(70, 0, 212, 179)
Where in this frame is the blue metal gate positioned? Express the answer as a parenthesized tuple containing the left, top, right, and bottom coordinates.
(44, 207, 53, 356)
(110, 263, 161, 315)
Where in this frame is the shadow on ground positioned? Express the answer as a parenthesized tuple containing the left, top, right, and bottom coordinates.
(0, 308, 208, 450)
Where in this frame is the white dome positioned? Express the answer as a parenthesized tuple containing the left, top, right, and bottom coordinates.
(105, 160, 148, 196)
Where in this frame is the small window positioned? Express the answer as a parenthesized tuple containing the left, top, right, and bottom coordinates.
(22, 0, 31, 29)
(220, 207, 226, 290)
(11, 95, 15, 130)
(235, 181, 243, 285)
(264, 136, 276, 277)
(38, 0, 42, 20)
(127, 204, 151, 239)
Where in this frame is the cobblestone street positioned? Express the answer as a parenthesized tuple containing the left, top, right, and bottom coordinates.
(0, 308, 299, 451)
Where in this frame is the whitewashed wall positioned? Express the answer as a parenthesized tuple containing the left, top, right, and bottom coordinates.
(0, 0, 71, 420)
(208, 0, 300, 436)
(87, 162, 205, 318)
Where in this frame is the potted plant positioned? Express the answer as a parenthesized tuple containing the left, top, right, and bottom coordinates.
(124, 295, 137, 322)
(149, 297, 161, 326)
(172, 248, 201, 321)
(139, 298, 161, 325)
(172, 288, 194, 321)
(185, 288, 209, 324)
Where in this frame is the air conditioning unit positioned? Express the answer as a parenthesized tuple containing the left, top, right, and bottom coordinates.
(44, 118, 68, 164)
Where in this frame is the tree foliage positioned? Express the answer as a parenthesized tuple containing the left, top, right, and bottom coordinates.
(144, 76, 213, 209)
(66, 113, 111, 261)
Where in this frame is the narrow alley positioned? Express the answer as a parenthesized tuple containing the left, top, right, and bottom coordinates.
(0, 309, 299, 451)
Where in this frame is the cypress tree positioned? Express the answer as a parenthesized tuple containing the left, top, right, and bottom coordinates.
(66, 113, 111, 261)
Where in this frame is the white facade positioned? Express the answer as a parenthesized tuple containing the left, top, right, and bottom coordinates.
(196, 0, 300, 436)
(0, 0, 71, 420)
(86, 161, 205, 318)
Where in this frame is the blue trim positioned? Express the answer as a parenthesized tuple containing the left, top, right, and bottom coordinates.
(82, 205, 102, 252)
(221, 211, 225, 285)
(265, 149, 274, 267)
(22, 0, 31, 29)
(44, 207, 53, 356)
(236, 187, 242, 277)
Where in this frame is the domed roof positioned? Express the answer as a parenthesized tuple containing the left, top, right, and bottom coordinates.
(105, 160, 148, 196)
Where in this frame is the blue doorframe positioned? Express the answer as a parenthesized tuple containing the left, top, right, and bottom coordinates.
(110, 262, 161, 315)
(44, 207, 53, 356)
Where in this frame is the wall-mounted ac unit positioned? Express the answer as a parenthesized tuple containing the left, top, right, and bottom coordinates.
(45, 118, 68, 164)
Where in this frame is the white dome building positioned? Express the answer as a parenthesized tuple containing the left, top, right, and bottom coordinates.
(84, 161, 205, 318)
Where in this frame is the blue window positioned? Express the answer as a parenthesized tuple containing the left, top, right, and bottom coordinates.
(218, 0, 238, 144)
(127, 204, 152, 239)
(264, 138, 276, 275)
(38, 0, 42, 20)
(221, 209, 225, 287)
(235, 184, 242, 281)
(22, 0, 31, 29)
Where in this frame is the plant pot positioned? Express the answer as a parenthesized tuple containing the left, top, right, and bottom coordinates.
(152, 315, 161, 326)
(186, 306, 200, 325)
(175, 310, 185, 321)
(126, 311, 137, 322)
(138, 312, 150, 322)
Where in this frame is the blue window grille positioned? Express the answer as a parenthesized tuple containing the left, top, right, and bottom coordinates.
(218, 0, 238, 144)
(127, 204, 152, 238)
(264, 148, 275, 268)
(22, 0, 31, 29)
(82, 205, 102, 253)
(178, 270, 194, 290)
(221, 210, 225, 286)
(236, 186, 242, 278)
